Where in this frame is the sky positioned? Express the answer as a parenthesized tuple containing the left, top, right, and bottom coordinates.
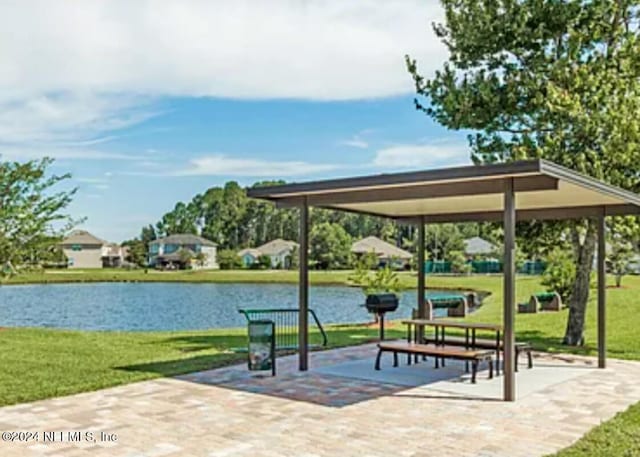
(0, 0, 472, 242)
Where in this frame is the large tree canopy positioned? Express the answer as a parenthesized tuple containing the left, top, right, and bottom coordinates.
(148, 178, 486, 268)
(0, 158, 78, 271)
(407, 0, 640, 344)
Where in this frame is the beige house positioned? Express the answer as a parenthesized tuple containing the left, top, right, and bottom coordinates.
(351, 236, 413, 269)
(60, 230, 124, 269)
(238, 239, 298, 269)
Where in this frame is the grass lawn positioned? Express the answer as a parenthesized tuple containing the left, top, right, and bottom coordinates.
(2, 269, 640, 455)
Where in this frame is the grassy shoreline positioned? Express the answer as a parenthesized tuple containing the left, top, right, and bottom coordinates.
(3, 268, 367, 287)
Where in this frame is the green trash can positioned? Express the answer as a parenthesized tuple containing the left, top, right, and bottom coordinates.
(247, 319, 276, 376)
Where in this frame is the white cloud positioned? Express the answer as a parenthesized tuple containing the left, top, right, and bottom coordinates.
(0, 1, 449, 163)
(340, 136, 369, 149)
(0, 1, 446, 101)
(177, 154, 339, 177)
(0, 92, 157, 161)
(77, 177, 109, 184)
(0, 93, 156, 144)
(373, 141, 471, 169)
(0, 146, 142, 161)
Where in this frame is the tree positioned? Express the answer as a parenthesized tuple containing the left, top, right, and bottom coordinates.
(156, 202, 199, 236)
(449, 250, 472, 275)
(288, 245, 299, 270)
(407, 1, 640, 345)
(217, 249, 242, 270)
(541, 249, 576, 303)
(0, 158, 78, 275)
(359, 265, 401, 297)
(177, 249, 194, 269)
(348, 252, 379, 286)
(309, 222, 352, 269)
(194, 251, 207, 268)
(122, 225, 157, 267)
(123, 239, 147, 267)
(425, 224, 464, 261)
(609, 239, 634, 288)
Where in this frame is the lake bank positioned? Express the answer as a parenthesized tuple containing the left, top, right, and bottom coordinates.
(2, 268, 374, 287)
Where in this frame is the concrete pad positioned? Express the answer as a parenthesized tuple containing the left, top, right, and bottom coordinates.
(316, 356, 595, 400)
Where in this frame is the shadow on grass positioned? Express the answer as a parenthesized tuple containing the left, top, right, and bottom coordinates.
(116, 333, 249, 377)
(515, 330, 594, 357)
(117, 353, 245, 377)
(159, 334, 248, 353)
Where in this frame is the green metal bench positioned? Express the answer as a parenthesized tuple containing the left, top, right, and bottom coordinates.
(428, 294, 468, 317)
(530, 292, 563, 311)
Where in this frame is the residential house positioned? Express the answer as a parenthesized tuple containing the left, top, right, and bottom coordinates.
(103, 243, 126, 268)
(463, 237, 496, 257)
(238, 239, 298, 269)
(238, 248, 262, 267)
(351, 236, 412, 269)
(60, 230, 124, 269)
(149, 234, 218, 270)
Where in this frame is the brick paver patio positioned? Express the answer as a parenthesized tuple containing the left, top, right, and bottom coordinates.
(2, 344, 640, 457)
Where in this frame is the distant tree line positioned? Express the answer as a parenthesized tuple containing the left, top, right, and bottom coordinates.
(123, 180, 509, 269)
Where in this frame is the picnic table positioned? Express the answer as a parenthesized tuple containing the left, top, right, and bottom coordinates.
(402, 319, 503, 373)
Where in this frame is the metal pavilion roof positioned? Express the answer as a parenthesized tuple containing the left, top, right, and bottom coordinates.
(248, 160, 640, 222)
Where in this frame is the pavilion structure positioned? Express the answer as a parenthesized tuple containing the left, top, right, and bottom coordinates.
(248, 159, 640, 401)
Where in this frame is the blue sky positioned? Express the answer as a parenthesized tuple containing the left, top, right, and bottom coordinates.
(0, 1, 471, 241)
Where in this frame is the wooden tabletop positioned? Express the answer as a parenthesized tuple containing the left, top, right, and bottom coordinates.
(401, 319, 503, 332)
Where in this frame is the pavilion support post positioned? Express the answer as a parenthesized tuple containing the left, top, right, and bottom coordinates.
(298, 198, 309, 371)
(597, 209, 606, 369)
(417, 217, 427, 319)
(503, 178, 516, 401)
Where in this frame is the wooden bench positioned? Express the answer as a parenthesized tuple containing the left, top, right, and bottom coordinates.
(375, 342, 494, 384)
(422, 336, 533, 372)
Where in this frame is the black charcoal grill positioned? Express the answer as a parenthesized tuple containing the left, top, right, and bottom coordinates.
(365, 293, 399, 340)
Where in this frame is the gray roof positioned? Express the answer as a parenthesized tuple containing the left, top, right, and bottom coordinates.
(237, 248, 262, 258)
(256, 239, 298, 256)
(463, 237, 496, 255)
(150, 234, 216, 247)
(61, 230, 107, 246)
(351, 236, 412, 260)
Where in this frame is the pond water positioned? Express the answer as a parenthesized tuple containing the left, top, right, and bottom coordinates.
(0, 282, 471, 331)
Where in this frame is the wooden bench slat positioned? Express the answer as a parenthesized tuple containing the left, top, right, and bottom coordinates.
(375, 341, 495, 383)
(422, 336, 531, 350)
(377, 342, 492, 359)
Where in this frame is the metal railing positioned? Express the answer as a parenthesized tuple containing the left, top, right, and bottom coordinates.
(238, 308, 328, 351)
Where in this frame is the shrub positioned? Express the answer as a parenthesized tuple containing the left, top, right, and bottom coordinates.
(449, 250, 472, 275)
(217, 249, 242, 270)
(257, 255, 272, 269)
(541, 249, 576, 301)
(609, 240, 634, 287)
(349, 262, 400, 297)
